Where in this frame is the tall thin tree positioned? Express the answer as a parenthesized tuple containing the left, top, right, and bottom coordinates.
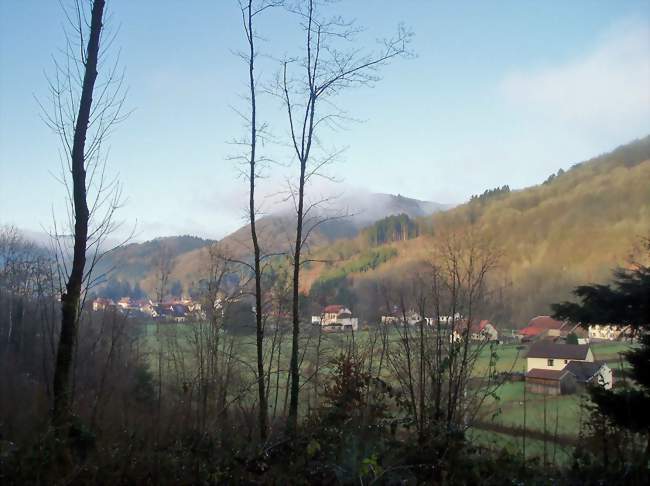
(238, 0, 282, 442)
(42, 0, 127, 426)
(52, 0, 106, 427)
(279, 0, 410, 433)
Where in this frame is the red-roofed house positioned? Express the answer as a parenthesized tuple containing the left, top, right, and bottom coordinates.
(314, 305, 358, 332)
(518, 315, 565, 341)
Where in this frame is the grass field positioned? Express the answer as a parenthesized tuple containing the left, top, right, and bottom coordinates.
(139, 321, 632, 382)
(139, 321, 634, 448)
(478, 381, 585, 437)
(476, 341, 631, 439)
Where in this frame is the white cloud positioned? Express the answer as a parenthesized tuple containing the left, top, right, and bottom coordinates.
(501, 19, 650, 137)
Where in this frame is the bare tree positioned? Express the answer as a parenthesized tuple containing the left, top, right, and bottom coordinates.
(236, 0, 283, 442)
(191, 243, 232, 433)
(278, 0, 411, 434)
(0, 227, 50, 351)
(380, 230, 508, 456)
(151, 240, 173, 437)
(39, 0, 128, 427)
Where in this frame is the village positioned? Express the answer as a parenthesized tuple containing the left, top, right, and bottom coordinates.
(91, 296, 206, 322)
(92, 295, 631, 398)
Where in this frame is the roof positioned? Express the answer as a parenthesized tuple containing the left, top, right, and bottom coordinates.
(564, 361, 605, 382)
(527, 368, 570, 380)
(528, 315, 564, 330)
(519, 326, 545, 337)
(527, 342, 591, 360)
(323, 304, 346, 314)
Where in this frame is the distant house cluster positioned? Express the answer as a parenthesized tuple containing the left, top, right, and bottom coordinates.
(312, 305, 359, 332)
(381, 309, 499, 343)
(525, 341, 613, 395)
(517, 315, 632, 344)
(92, 297, 204, 322)
(587, 323, 631, 341)
(518, 316, 585, 342)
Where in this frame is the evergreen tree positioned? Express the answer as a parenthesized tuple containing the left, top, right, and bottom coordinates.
(552, 238, 650, 456)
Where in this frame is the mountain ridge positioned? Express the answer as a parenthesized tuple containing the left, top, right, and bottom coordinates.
(92, 192, 448, 295)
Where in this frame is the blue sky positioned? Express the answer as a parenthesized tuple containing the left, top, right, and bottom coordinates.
(1, 0, 649, 241)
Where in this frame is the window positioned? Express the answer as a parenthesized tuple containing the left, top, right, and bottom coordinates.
(547, 359, 554, 367)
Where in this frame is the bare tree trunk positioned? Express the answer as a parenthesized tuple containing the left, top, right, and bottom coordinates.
(522, 362, 527, 464)
(241, 0, 268, 442)
(288, 154, 307, 434)
(280, 0, 408, 435)
(52, 0, 105, 427)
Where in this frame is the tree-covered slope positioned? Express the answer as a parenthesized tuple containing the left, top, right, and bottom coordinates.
(301, 136, 650, 325)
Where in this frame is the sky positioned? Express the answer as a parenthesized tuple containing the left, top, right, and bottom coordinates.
(1, 0, 649, 241)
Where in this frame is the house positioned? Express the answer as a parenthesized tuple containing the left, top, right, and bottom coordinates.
(447, 319, 498, 343)
(563, 361, 613, 390)
(316, 304, 359, 332)
(469, 320, 499, 341)
(117, 297, 135, 310)
(588, 324, 631, 341)
(322, 305, 347, 322)
(380, 306, 402, 325)
(92, 298, 114, 311)
(404, 311, 426, 326)
(525, 342, 612, 394)
(381, 315, 399, 325)
(526, 342, 593, 372)
(380, 309, 429, 326)
(518, 315, 564, 341)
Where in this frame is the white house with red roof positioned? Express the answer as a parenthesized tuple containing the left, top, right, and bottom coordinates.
(313, 304, 358, 332)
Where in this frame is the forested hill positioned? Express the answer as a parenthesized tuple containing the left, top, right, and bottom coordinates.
(90, 136, 650, 316)
(94, 235, 214, 284)
(90, 193, 446, 297)
(362, 213, 419, 245)
(300, 136, 650, 325)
